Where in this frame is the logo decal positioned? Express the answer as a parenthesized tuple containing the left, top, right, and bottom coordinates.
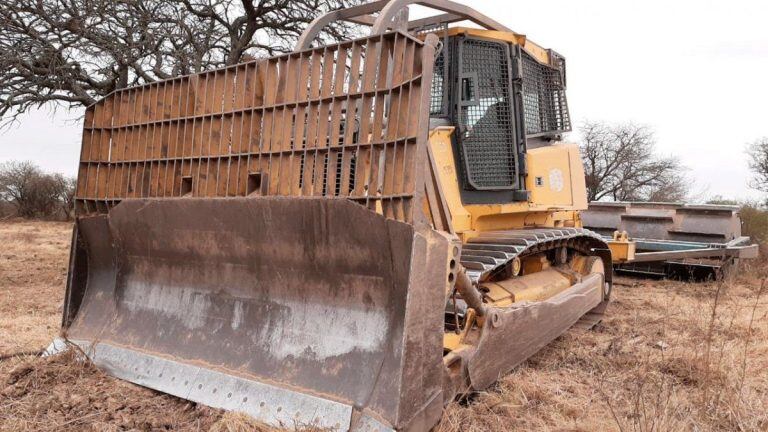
(549, 169, 564, 192)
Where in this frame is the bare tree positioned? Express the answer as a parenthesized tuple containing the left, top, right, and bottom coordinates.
(0, 160, 76, 218)
(0, 161, 37, 216)
(746, 137, 768, 195)
(0, 0, 361, 125)
(579, 121, 689, 202)
(52, 173, 78, 219)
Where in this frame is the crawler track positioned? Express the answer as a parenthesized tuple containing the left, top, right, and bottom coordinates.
(460, 228, 609, 283)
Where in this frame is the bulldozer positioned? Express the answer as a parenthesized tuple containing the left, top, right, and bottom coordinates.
(62, 1, 615, 430)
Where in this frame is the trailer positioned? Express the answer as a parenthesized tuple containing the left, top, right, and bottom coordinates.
(582, 202, 758, 280)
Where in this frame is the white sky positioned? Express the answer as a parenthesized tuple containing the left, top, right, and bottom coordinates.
(1, 0, 766, 201)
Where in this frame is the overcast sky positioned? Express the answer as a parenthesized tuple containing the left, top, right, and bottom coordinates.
(1, 0, 766, 201)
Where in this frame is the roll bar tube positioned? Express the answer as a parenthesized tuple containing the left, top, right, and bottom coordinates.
(295, 0, 513, 51)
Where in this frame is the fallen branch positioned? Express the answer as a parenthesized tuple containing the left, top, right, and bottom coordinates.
(0, 348, 44, 362)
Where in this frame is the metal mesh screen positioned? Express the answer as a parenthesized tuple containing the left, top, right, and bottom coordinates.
(430, 49, 446, 116)
(457, 38, 517, 189)
(521, 50, 571, 136)
(425, 26, 450, 118)
(550, 51, 567, 88)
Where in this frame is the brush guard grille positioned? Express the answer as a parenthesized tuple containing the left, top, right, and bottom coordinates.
(430, 48, 447, 116)
(73, 31, 437, 225)
(457, 38, 518, 190)
(521, 50, 571, 137)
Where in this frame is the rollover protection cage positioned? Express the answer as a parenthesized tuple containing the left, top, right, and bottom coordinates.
(425, 29, 570, 198)
(428, 32, 570, 139)
(456, 37, 519, 190)
(521, 50, 571, 137)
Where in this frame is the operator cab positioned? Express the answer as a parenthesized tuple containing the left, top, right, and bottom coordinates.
(426, 28, 571, 204)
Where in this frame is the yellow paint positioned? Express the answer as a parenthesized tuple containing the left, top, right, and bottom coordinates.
(570, 255, 593, 275)
(601, 231, 636, 262)
(482, 268, 573, 303)
(482, 282, 516, 307)
(522, 255, 550, 275)
(607, 240, 636, 262)
(443, 332, 463, 351)
(443, 307, 477, 350)
(526, 143, 588, 209)
(428, 127, 586, 240)
(439, 27, 552, 65)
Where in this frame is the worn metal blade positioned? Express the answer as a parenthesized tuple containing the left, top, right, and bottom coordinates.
(64, 197, 450, 431)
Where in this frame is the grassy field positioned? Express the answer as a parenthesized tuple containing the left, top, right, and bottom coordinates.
(1, 220, 766, 431)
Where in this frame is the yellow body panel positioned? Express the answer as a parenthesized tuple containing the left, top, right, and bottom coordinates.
(526, 144, 588, 209)
(607, 241, 636, 262)
(606, 231, 636, 262)
(428, 127, 587, 240)
(482, 268, 573, 305)
(441, 27, 552, 65)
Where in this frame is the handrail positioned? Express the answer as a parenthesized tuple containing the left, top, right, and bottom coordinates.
(295, 0, 512, 51)
(371, 0, 511, 34)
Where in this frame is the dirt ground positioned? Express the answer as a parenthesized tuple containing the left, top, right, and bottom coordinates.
(1, 220, 766, 431)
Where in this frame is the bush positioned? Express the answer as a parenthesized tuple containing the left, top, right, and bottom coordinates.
(0, 161, 75, 220)
(707, 197, 768, 246)
(739, 204, 768, 245)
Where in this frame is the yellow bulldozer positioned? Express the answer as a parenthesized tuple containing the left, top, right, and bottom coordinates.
(60, 1, 753, 430)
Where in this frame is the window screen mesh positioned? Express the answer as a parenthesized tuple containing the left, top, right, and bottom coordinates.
(521, 50, 571, 136)
(430, 49, 447, 116)
(457, 39, 517, 189)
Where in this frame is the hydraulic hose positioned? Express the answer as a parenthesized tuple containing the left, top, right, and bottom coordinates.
(455, 266, 487, 317)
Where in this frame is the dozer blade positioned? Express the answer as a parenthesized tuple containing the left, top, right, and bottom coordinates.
(468, 273, 605, 389)
(63, 197, 452, 431)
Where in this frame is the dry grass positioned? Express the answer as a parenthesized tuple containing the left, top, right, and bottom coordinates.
(0, 220, 71, 357)
(0, 346, 326, 432)
(438, 264, 768, 432)
(1, 220, 767, 431)
(0, 348, 225, 431)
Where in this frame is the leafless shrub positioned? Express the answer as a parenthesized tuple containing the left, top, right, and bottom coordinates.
(0, 160, 75, 219)
(0, 0, 362, 126)
(739, 206, 768, 260)
(705, 198, 768, 247)
(579, 121, 689, 202)
(746, 137, 768, 199)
